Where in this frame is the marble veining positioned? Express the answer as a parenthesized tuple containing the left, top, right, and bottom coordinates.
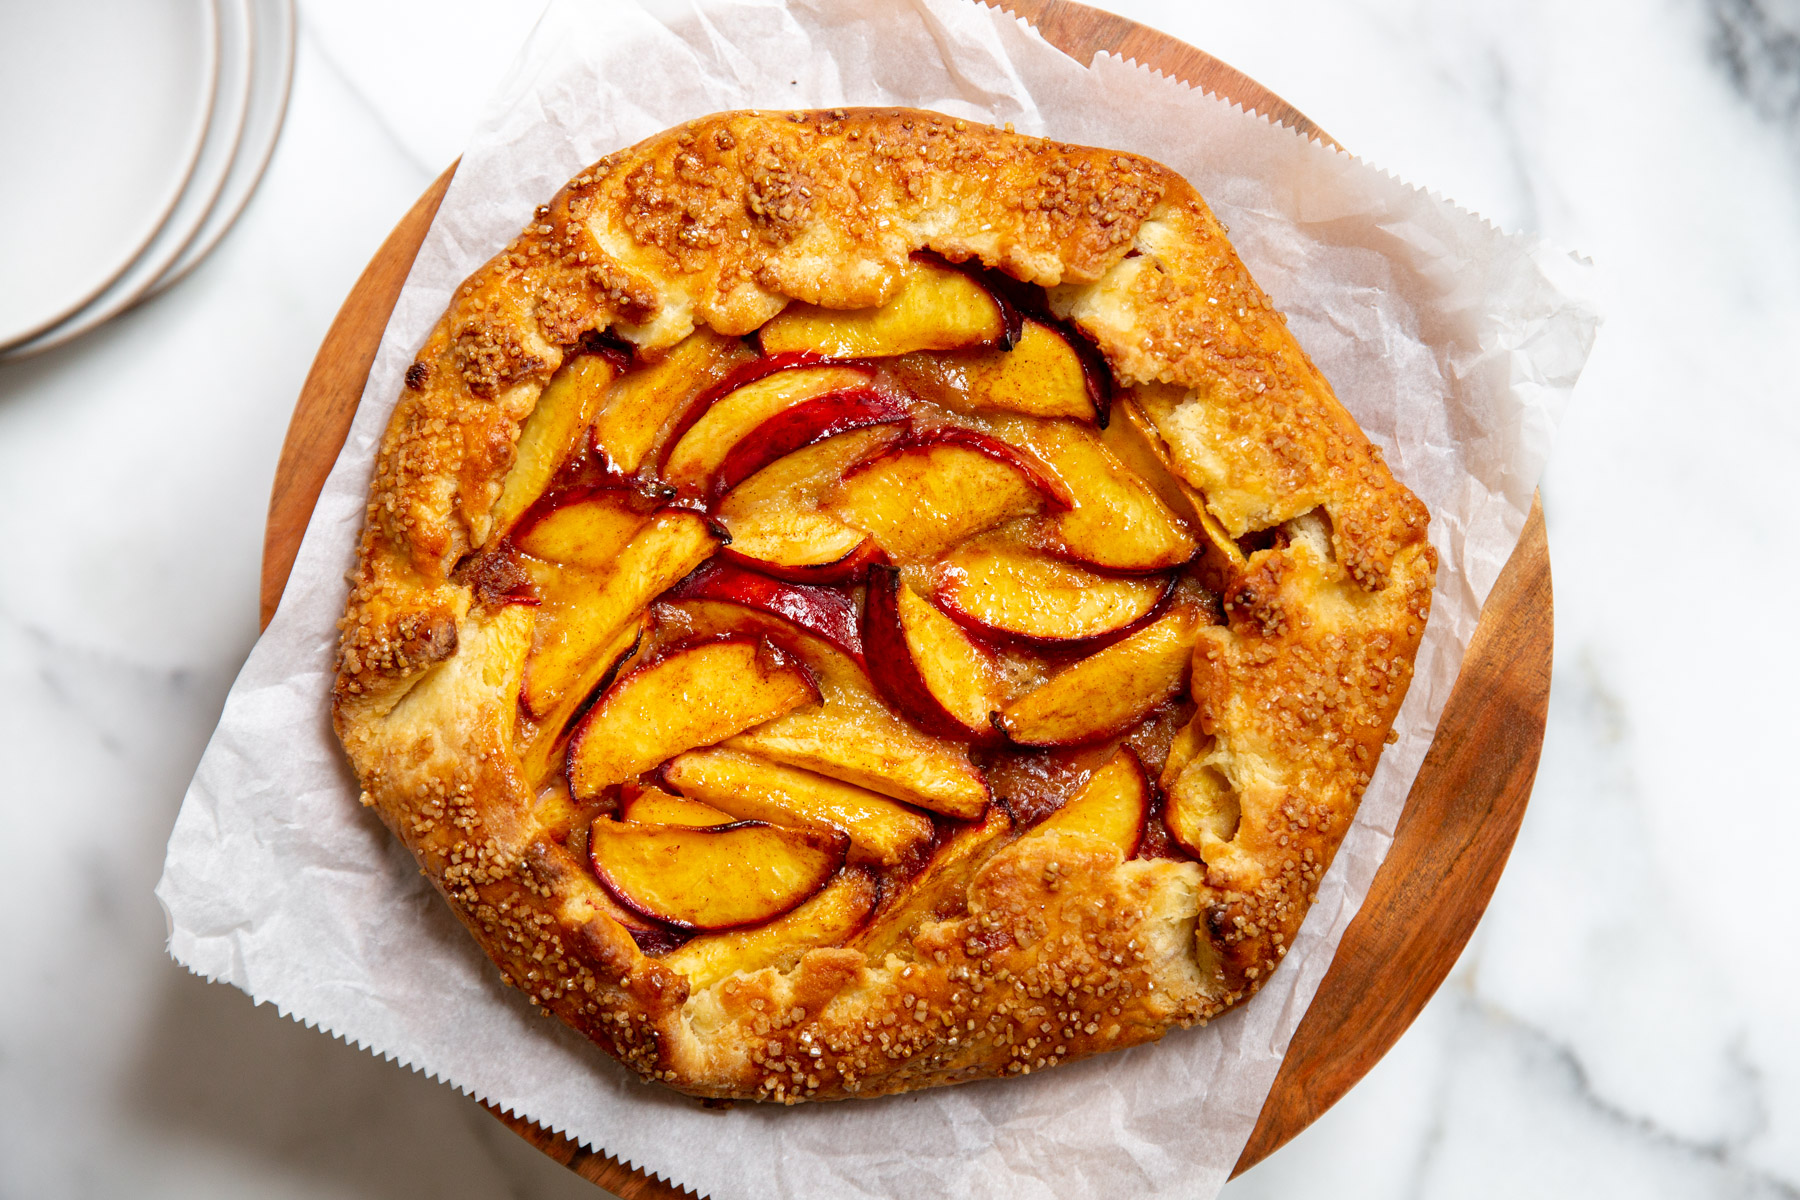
(2, 0, 1796, 1197)
(1711, 0, 1800, 128)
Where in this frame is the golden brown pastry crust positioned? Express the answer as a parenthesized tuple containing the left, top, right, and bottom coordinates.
(332, 108, 1434, 1102)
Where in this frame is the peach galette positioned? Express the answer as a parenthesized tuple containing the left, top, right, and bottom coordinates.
(333, 109, 1435, 1103)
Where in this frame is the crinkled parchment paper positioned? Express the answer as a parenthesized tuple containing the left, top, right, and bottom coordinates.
(157, 1, 1600, 1195)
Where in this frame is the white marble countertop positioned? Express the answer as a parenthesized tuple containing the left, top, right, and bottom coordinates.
(2, 1, 1796, 1196)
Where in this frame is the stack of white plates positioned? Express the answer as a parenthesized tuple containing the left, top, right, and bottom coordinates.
(0, 0, 295, 360)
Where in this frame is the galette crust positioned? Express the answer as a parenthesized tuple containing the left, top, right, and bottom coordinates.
(332, 108, 1434, 1102)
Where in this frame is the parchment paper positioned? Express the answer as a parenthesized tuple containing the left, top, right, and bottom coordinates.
(157, 1, 1600, 1196)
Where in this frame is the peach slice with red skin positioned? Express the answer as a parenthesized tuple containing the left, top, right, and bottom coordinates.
(757, 258, 1008, 359)
(862, 565, 1005, 743)
(726, 711, 990, 821)
(1097, 401, 1207, 530)
(932, 541, 1173, 648)
(662, 868, 877, 987)
(968, 320, 1102, 423)
(657, 598, 992, 820)
(894, 318, 1103, 424)
(1099, 400, 1243, 587)
(518, 507, 721, 720)
(662, 747, 934, 866)
(994, 604, 1203, 747)
(512, 489, 649, 570)
(587, 816, 847, 931)
(709, 386, 910, 501)
(566, 636, 820, 799)
(974, 415, 1198, 573)
(489, 353, 619, 539)
(660, 364, 880, 498)
(590, 327, 755, 474)
(517, 614, 645, 790)
(1022, 745, 1151, 858)
(718, 538, 887, 587)
(826, 427, 1071, 563)
(713, 425, 902, 583)
(669, 561, 864, 664)
(657, 597, 863, 684)
(647, 350, 820, 475)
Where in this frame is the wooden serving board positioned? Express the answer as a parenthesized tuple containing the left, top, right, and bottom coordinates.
(260, 0, 1551, 1190)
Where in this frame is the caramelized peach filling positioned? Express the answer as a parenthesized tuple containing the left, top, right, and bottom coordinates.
(480, 255, 1273, 953)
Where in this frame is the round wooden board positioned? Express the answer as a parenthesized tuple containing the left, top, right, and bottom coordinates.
(261, 1, 1551, 1191)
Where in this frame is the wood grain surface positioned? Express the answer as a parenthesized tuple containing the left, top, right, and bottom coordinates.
(259, 1, 1551, 1192)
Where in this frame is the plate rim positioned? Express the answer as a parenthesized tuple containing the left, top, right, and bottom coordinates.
(143, 0, 298, 303)
(0, 0, 224, 350)
(1, 0, 254, 361)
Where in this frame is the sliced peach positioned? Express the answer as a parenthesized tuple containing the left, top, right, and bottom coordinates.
(530, 784, 587, 842)
(513, 490, 648, 569)
(661, 364, 879, 497)
(933, 542, 1171, 646)
(981, 416, 1197, 572)
(650, 351, 823, 459)
(716, 512, 872, 583)
(726, 709, 988, 820)
(1164, 746, 1241, 862)
(719, 537, 886, 586)
(658, 598, 864, 686)
(618, 786, 734, 828)
(1097, 400, 1205, 526)
(996, 605, 1202, 747)
(1023, 746, 1150, 857)
(1159, 714, 1213, 792)
(848, 806, 1012, 959)
(863, 566, 1004, 741)
(517, 614, 645, 790)
(1100, 400, 1243, 584)
(663, 869, 876, 988)
(489, 354, 617, 538)
(518, 508, 721, 719)
(591, 327, 755, 473)
(669, 562, 864, 663)
(566, 637, 820, 799)
(711, 386, 909, 500)
(898, 318, 1101, 423)
(758, 258, 1006, 358)
(979, 317, 1108, 423)
(660, 597, 990, 819)
(663, 748, 933, 865)
(714, 426, 900, 582)
(826, 427, 1070, 562)
(588, 816, 846, 931)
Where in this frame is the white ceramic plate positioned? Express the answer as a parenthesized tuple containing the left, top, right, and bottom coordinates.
(3, 0, 252, 361)
(145, 0, 297, 300)
(0, 0, 221, 349)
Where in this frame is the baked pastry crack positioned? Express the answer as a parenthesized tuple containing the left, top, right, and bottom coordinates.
(332, 108, 1434, 1102)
